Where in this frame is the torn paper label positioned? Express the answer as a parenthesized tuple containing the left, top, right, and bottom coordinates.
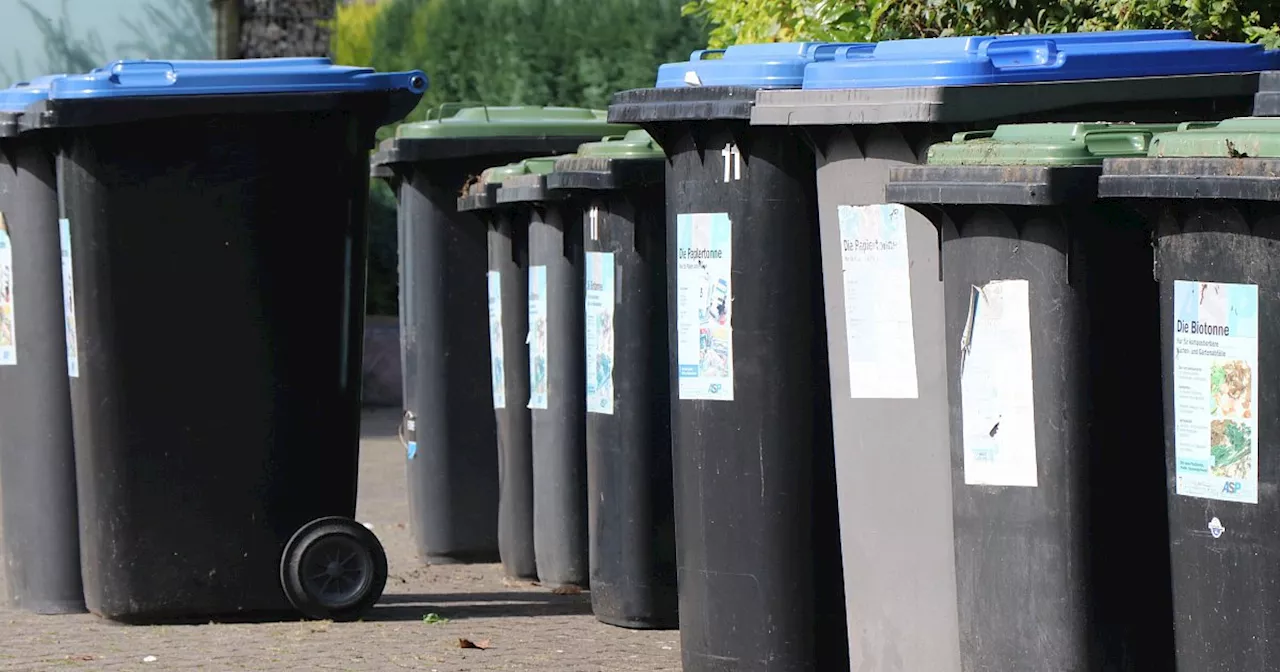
(584, 252, 615, 415)
(1172, 280, 1259, 504)
(527, 265, 549, 410)
(961, 279, 1037, 487)
(487, 271, 505, 410)
(0, 215, 16, 366)
(838, 204, 917, 399)
(60, 218, 78, 378)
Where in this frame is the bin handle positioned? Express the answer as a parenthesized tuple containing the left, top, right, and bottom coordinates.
(813, 43, 875, 62)
(1081, 128, 1161, 156)
(950, 130, 996, 143)
(432, 101, 491, 122)
(981, 39, 1065, 71)
(397, 410, 411, 448)
(106, 60, 178, 87)
(1177, 121, 1220, 132)
(689, 49, 727, 61)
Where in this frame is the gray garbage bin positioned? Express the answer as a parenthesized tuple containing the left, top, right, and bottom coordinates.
(545, 131, 678, 628)
(494, 156, 590, 589)
(371, 106, 631, 566)
(0, 74, 84, 615)
(457, 160, 543, 580)
(750, 30, 1277, 671)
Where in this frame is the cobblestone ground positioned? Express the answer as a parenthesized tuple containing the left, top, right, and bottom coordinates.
(0, 409, 682, 671)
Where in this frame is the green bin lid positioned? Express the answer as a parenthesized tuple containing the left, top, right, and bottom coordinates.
(480, 162, 528, 186)
(1147, 118, 1280, 158)
(397, 105, 634, 140)
(926, 122, 1179, 167)
(571, 130, 664, 160)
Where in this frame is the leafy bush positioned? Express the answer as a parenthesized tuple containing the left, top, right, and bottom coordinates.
(682, 0, 1280, 47)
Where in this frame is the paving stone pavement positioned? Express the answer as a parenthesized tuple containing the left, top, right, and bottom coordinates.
(0, 408, 682, 671)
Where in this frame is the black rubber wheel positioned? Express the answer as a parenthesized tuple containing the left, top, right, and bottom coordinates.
(281, 517, 388, 621)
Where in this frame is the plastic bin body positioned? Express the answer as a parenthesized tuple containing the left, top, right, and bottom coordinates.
(546, 132, 678, 629)
(887, 123, 1178, 670)
(370, 107, 633, 565)
(30, 60, 424, 622)
(0, 76, 84, 615)
(458, 167, 538, 580)
(497, 160, 589, 588)
(750, 32, 1276, 672)
(1097, 116, 1280, 671)
(611, 42, 855, 669)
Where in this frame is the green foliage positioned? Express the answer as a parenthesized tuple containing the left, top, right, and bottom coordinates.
(682, 0, 874, 47)
(372, 0, 709, 122)
(682, 0, 1280, 47)
(331, 0, 388, 66)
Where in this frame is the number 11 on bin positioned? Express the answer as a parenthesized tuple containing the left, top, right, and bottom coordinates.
(676, 213, 733, 402)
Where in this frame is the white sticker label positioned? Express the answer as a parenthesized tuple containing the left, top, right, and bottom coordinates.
(960, 280, 1037, 487)
(585, 251, 615, 415)
(528, 265, 549, 410)
(0, 219, 16, 366)
(838, 204, 917, 399)
(487, 271, 505, 410)
(60, 218, 78, 378)
(676, 212, 733, 401)
(1173, 280, 1259, 504)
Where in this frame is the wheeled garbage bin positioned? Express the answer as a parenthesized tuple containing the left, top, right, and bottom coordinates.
(0, 74, 85, 615)
(495, 156, 592, 589)
(24, 58, 425, 623)
(749, 30, 1279, 671)
(457, 161, 540, 580)
(1098, 115, 1280, 672)
(886, 122, 1177, 671)
(545, 131, 678, 628)
(370, 107, 632, 566)
(609, 42, 867, 671)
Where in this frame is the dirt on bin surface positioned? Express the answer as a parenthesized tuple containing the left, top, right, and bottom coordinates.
(0, 408, 681, 671)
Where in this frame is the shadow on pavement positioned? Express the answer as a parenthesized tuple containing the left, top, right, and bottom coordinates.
(360, 407, 403, 440)
(366, 591, 593, 621)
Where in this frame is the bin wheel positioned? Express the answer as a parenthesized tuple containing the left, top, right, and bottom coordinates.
(280, 517, 388, 621)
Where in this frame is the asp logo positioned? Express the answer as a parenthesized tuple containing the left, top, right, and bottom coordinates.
(708, 383, 722, 394)
(1222, 481, 1244, 495)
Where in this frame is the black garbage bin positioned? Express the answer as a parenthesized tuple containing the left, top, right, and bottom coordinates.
(545, 131, 678, 629)
(495, 156, 591, 589)
(0, 74, 84, 615)
(457, 161, 540, 580)
(370, 107, 631, 566)
(24, 58, 425, 623)
(1098, 115, 1280, 672)
(609, 43, 856, 671)
(886, 122, 1178, 671)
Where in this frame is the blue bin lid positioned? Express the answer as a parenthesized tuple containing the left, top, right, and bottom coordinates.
(803, 30, 1280, 89)
(47, 58, 427, 100)
(0, 74, 66, 113)
(656, 42, 874, 89)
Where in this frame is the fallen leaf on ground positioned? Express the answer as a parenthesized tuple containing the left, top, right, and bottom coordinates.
(551, 585, 583, 596)
(458, 638, 491, 650)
